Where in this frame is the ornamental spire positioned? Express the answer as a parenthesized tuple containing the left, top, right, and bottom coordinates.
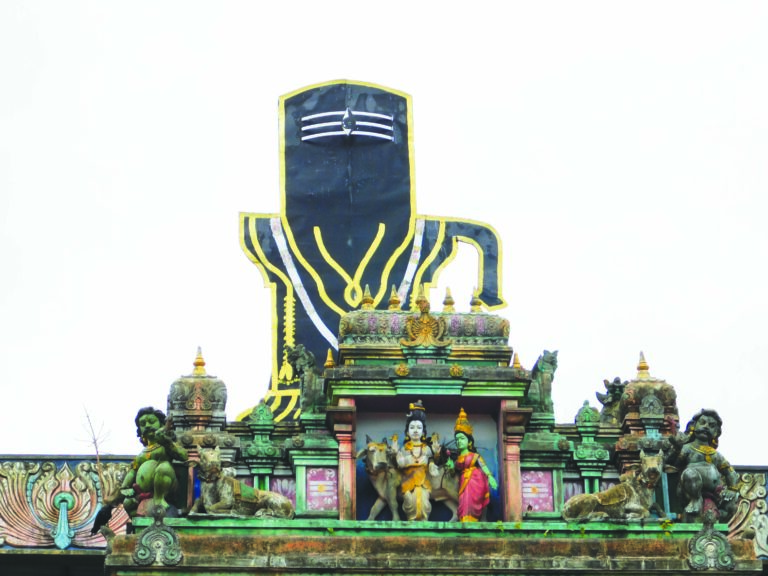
(413, 284, 428, 312)
(637, 351, 650, 380)
(324, 348, 336, 369)
(193, 347, 207, 376)
(388, 285, 401, 310)
(469, 289, 482, 313)
(442, 287, 455, 313)
(361, 285, 374, 310)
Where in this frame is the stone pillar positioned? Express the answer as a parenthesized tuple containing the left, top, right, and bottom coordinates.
(327, 398, 357, 520)
(499, 400, 532, 521)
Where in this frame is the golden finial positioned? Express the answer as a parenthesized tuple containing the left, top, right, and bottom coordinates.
(454, 408, 473, 436)
(324, 348, 335, 369)
(413, 284, 428, 311)
(361, 284, 374, 310)
(400, 284, 451, 348)
(442, 287, 455, 313)
(193, 347, 207, 376)
(388, 285, 401, 310)
(637, 351, 650, 380)
(470, 289, 482, 313)
(512, 352, 522, 369)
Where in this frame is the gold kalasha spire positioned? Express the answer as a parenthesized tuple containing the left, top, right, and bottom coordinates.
(637, 351, 650, 380)
(388, 285, 401, 310)
(470, 289, 482, 313)
(413, 284, 428, 311)
(193, 347, 207, 376)
(442, 287, 455, 313)
(324, 348, 335, 369)
(361, 284, 374, 310)
(512, 352, 522, 369)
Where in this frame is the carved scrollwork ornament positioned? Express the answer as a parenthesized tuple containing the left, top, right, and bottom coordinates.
(339, 316, 352, 338)
(249, 401, 274, 424)
(574, 445, 609, 461)
(727, 472, 768, 556)
(575, 401, 600, 424)
(751, 499, 768, 558)
(738, 472, 767, 500)
(132, 507, 183, 567)
(244, 440, 281, 459)
(639, 392, 664, 418)
(0, 459, 131, 548)
(687, 516, 735, 571)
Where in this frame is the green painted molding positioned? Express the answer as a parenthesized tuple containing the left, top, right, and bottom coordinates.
(130, 516, 727, 541)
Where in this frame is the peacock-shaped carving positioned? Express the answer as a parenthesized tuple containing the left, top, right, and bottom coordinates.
(400, 288, 451, 348)
(0, 459, 130, 549)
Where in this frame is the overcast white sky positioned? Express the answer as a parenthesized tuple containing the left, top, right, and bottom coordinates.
(1, 2, 766, 465)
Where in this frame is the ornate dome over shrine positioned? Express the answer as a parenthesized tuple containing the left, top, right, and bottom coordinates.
(167, 348, 228, 432)
(619, 352, 679, 436)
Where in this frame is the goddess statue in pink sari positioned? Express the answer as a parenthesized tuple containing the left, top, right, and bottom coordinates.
(445, 408, 497, 522)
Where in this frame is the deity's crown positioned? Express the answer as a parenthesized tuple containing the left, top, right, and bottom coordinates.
(454, 407, 473, 436)
(409, 400, 425, 412)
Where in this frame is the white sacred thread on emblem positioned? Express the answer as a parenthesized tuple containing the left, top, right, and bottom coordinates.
(301, 107, 394, 141)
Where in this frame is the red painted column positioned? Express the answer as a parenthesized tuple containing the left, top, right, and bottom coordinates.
(329, 398, 357, 520)
(499, 400, 532, 522)
(503, 434, 524, 521)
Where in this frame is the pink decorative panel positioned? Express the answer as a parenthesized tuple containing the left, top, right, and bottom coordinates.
(269, 477, 297, 508)
(563, 479, 584, 502)
(306, 467, 338, 511)
(521, 470, 554, 512)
